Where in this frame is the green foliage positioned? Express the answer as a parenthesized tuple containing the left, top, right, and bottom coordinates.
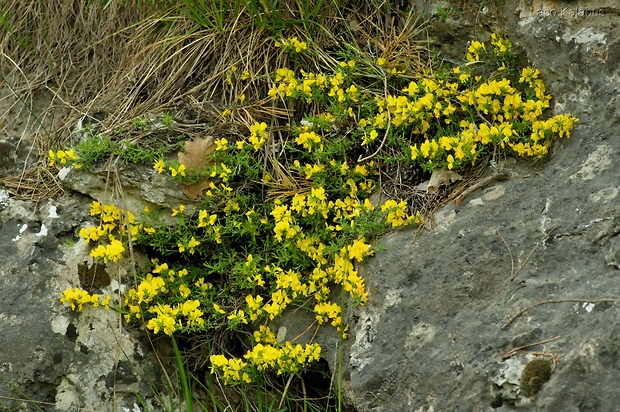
(161, 113, 174, 131)
(58, 29, 577, 409)
(77, 133, 163, 169)
(435, 6, 461, 22)
(179, 0, 343, 33)
(47, 114, 180, 169)
(74, 134, 116, 168)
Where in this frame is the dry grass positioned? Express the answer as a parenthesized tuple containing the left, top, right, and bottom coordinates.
(2, 0, 445, 204)
(0, 0, 152, 198)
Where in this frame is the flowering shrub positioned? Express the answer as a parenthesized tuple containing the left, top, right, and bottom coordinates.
(59, 33, 576, 386)
(48, 149, 81, 168)
(60, 288, 110, 311)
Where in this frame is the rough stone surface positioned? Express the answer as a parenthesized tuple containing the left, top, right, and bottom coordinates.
(60, 163, 189, 217)
(338, 1, 620, 411)
(2, 1, 620, 411)
(0, 194, 159, 411)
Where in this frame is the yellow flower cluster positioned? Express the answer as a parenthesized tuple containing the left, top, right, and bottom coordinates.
(153, 158, 165, 173)
(62, 31, 582, 392)
(210, 355, 252, 384)
(398, 37, 576, 166)
(490, 32, 512, 58)
(314, 301, 342, 327)
(246, 122, 268, 151)
(123, 260, 209, 334)
(270, 201, 300, 242)
(146, 299, 204, 335)
(90, 238, 125, 263)
(265, 34, 575, 171)
(60, 288, 111, 311)
(210, 324, 321, 384)
(48, 149, 81, 168)
(197, 208, 222, 244)
(61, 202, 147, 313)
(260, 186, 418, 329)
(380, 199, 422, 228)
(267, 63, 353, 105)
(215, 138, 228, 151)
(466, 40, 486, 62)
(169, 164, 186, 177)
(177, 236, 200, 254)
(78, 202, 139, 262)
(276, 36, 307, 53)
(295, 129, 322, 152)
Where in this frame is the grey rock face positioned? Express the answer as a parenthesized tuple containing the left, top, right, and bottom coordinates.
(60, 162, 188, 217)
(2, 2, 620, 411)
(341, 2, 620, 411)
(0, 195, 158, 411)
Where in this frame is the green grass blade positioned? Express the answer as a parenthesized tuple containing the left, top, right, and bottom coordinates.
(171, 335, 193, 412)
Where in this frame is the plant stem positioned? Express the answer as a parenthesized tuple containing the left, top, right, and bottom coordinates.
(171, 335, 193, 412)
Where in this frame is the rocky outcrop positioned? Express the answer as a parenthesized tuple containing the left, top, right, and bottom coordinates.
(0, 193, 161, 411)
(340, 1, 620, 411)
(2, 1, 619, 411)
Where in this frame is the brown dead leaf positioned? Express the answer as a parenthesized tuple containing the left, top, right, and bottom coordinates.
(178, 136, 216, 200)
(417, 169, 463, 193)
(178, 136, 215, 175)
(182, 180, 214, 201)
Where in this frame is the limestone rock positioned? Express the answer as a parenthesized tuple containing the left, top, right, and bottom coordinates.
(338, 2, 620, 411)
(3, 2, 620, 411)
(59, 163, 188, 217)
(0, 195, 159, 411)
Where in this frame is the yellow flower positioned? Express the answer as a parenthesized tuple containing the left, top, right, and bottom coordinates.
(348, 238, 371, 262)
(60, 288, 109, 312)
(377, 57, 387, 67)
(89, 201, 102, 216)
(153, 158, 165, 173)
(171, 204, 185, 216)
(215, 138, 228, 151)
(519, 67, 539, 83)
(447, 154, 455, 170)
(277, 37, 307, 53)
(295, 131, 321, 151)
(187, 237, 200, 254)
(362, 129, 378, 146)
(210, 354, 228, 372)
(354, 164, 369, 176)
(227, 310, 248, 325)
(248, 122, 268, 151)
(89, 237, 125, 263)
(403, 81, 419, 96)
(294, 40, 307, 53)
(213, 303, 226, 315)
(48, 150, 57, 166)
(170, 164, 186, 177)
(466, 40, 486, 62)
(101, 295, 111, 310)
(179, 284, 191, 298)
(303, 163, 325, 179)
